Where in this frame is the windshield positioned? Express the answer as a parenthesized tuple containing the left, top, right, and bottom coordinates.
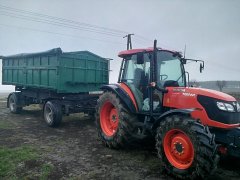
(157, 51, 185, 87)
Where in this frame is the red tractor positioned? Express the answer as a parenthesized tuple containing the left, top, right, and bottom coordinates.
(96, 40, 240, 179)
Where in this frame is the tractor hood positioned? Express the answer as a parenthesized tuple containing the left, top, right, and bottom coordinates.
(184, 87, 236, 101)
(164, 87, 236, 106)
(164, 87, 239, 127)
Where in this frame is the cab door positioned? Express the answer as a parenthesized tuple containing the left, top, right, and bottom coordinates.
(120, 53, 151, 111)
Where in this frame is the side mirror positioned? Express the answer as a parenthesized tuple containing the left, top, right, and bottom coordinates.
(200, 63, 204, 73)
(181, 58, 187, 64)
(137, 52, 144, 64)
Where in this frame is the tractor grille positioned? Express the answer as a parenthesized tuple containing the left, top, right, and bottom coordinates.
(197, 95, 240, 124)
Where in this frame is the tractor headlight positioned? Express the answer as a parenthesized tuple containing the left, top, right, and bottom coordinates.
(216, 102, 235, 112)
(236, 102, 240, 112)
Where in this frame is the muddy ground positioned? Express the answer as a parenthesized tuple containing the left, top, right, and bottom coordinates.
(0, 93, 240, 180)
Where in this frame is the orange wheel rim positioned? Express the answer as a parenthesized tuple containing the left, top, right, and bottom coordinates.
(100, 101, 119, 137)
(163, 129, 194, 169)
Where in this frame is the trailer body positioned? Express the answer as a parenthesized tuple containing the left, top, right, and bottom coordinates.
(2, 48, 109, 93)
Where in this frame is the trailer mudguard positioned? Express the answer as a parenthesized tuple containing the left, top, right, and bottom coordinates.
(101, 84, 137, 113)
(152, 108, 195, 130)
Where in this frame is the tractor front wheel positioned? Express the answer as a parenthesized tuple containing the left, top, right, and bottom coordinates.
(155, 115, 219, 179)
(96, 91, 138, 149)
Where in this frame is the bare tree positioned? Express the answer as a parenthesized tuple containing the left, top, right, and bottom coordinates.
(216, 80, 227, 92)
(189, 79, 200, 87)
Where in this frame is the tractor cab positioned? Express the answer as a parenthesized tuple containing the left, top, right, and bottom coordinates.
(118, 48, 186, 113)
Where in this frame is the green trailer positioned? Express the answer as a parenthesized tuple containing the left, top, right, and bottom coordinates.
(1, 48, 110, 127)
(2, 48, 109, 93)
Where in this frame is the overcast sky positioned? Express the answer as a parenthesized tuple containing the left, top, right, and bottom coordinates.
(0, 0, 239, 91)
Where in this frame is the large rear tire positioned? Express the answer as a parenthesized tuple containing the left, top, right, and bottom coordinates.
(155, 115, 219, 179)
(43, 100, 62, 127)
(96, 91, 139, 149)
(8, 92, 23, 114)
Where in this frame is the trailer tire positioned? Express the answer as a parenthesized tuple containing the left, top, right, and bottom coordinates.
(8, 92, 22, 114)
(96, 91, 140, 149)
(155, 115, 219, 179)
(43, 100, 62, 127)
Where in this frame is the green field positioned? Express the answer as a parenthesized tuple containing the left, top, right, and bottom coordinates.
(0, 146, 54, 179)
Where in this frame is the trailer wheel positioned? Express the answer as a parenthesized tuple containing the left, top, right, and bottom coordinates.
(43, 100, 62, 127)
(8, 92, 22, 114)
(96, 91, 139, 149)
(155, 115, 219, 179)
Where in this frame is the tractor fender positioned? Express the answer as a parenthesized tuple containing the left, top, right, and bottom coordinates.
(101, 84, 137, 113)
(152, 108, 195, 130)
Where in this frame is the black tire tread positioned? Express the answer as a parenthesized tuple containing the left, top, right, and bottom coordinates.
(155, 115, 219, 179)
(8, 92, 23, 114)
(44, 100, 62, 127)
(95, 91, 139, 149)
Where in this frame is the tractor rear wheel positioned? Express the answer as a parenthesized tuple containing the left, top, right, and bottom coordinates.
(155, 115, 219, 179)
(96, 91, 139, 149)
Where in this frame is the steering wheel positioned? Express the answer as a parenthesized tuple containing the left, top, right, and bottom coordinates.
(160, 74, 168, 81)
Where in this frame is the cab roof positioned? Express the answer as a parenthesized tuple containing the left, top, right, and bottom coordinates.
(118, 48, 180, 58)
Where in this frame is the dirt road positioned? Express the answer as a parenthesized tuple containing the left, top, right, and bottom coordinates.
(0, 93, 240, 179)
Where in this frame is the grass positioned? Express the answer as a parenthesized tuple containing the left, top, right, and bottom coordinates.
(0, 146, 55, 179)
(0, 146, 38, 178)
(0, 121, 14, 129)
(0, 146, 54, 180)
(40, 163, 54, 180)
